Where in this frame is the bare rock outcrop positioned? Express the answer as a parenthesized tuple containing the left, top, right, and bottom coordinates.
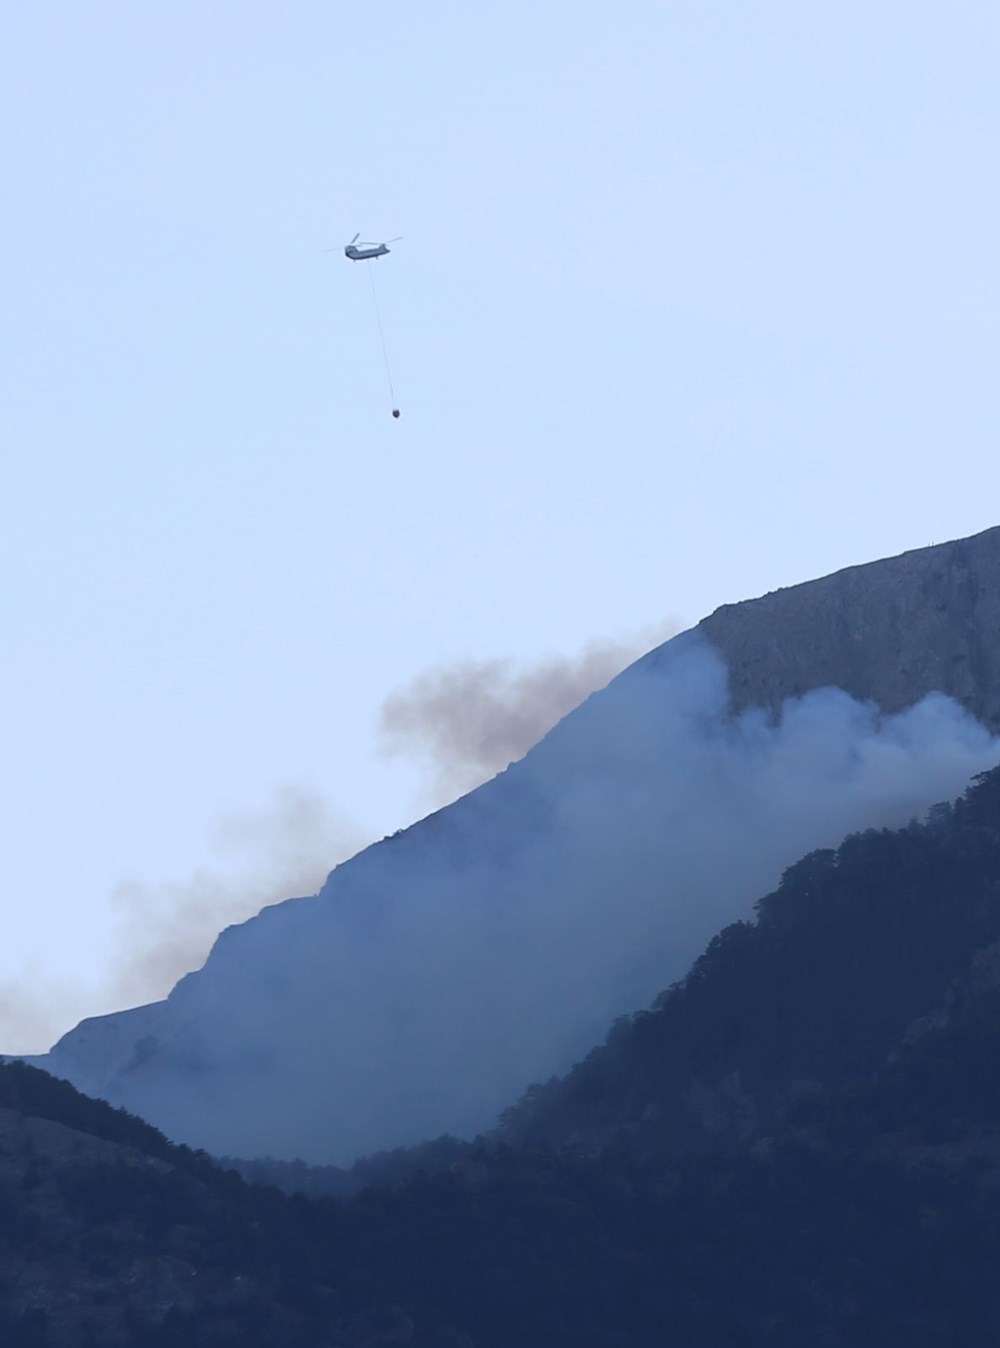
(696, 525, 1000, 726)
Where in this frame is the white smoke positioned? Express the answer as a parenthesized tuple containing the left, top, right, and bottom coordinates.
(47, 634, 1000, 1165)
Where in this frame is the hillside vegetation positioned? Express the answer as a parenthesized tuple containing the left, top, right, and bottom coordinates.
(500, 766, 1000, 1155)
(8, 768, 1000, 1343)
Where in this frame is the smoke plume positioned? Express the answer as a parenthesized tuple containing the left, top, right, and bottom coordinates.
(378, 622, 679, 801)
(0, 788, 366, 1056)
(38, 635, 1000, 1165)
(109, 786, 367, 1007)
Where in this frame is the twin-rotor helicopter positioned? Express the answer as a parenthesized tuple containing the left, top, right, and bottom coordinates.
(342, 233, 401, 262)
(335, 232, 403, 416)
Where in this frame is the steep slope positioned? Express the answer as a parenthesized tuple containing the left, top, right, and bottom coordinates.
(499, 765, 1000, 1155)
(22, 527, 1000, 1163)
(702, 524, 1000, 724)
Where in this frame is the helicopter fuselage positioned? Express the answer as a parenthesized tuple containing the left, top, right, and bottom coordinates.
(344, 244, 390, 261)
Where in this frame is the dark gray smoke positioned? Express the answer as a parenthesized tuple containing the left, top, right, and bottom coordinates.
(109, 786, 366, 1006)
(378, 623, 680, 801)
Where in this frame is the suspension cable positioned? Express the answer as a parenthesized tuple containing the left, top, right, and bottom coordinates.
(366, 261, 397, 412)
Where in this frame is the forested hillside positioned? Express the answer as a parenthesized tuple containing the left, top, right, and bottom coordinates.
(500, 766, 1000, 1156)
(8, 768, 1000, 1344)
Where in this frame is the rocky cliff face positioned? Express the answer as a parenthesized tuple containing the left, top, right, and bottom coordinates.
(697, 525, 1000, 725)
(21, 526, 1000, 1164)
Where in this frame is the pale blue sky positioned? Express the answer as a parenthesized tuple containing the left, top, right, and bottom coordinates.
(3, 1, 999, 1049)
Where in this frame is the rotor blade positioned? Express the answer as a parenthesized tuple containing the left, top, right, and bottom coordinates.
(349, 233, 360, 245)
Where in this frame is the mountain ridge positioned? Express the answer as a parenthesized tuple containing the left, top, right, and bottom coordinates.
(21, 526, 1000, 1164)
(699, 524, 1000, 724)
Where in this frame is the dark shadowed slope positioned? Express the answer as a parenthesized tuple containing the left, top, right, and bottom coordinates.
(0, 1061, 400, 1347)
(499, 765, 1000, 1157)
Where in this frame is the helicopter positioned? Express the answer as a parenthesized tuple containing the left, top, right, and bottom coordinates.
(331, 231, 403, 418)
(343, 233, 401, 261)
